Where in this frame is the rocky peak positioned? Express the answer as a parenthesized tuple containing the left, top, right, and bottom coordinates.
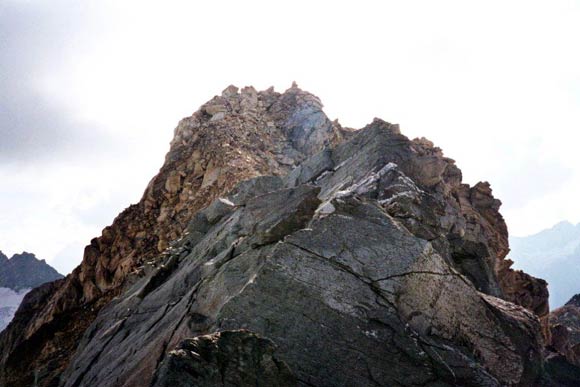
(10, 252, 41, 264)
(0, 251, 63, 291)
(0, 85, 347, 386)
(0, 86, 558, 386)
(79, 84, 347, 300)
(61, 117, 546, 386)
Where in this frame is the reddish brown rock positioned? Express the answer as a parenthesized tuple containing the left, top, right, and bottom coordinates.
(0, 86, 552, 386)
(408, 136, 549, 316)
(0, 85, 344, 387)
(548, 295, 580, 367)
(499, 260, 550, 317)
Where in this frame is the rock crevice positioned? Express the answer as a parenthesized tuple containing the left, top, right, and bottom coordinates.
(0, 85, 562, 386)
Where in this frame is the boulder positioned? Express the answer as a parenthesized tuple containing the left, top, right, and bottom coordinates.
(152, 330, 296, 387)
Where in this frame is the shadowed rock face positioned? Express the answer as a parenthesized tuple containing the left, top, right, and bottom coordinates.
(0, 86, 555, 386)
(151, 330, 296, 387)
(0, 85, 346, 387)
(567, 295, 580, 308)
(548, 294, 580, 369)
(62, 120, 544, 386)
(545, 294, 580, 386)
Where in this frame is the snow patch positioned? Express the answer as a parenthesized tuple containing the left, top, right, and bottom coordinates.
(0, 287, 30, 332)
(335, 162, 399, 199)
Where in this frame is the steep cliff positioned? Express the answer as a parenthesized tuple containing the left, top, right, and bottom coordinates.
(0, 85, 559, 386)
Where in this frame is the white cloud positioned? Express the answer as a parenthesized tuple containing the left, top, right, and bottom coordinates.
(1, 0, 579, 272)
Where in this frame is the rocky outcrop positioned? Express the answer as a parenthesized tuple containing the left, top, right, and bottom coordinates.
(548, 295, 580, 367)
(151, 330, 296, 387)
(540, 295, 580, 385)
(62, 119, 545, 386)
(0, 85, 346, 387)
(499, 262, 550, 317)
(0, 85, 556, 386)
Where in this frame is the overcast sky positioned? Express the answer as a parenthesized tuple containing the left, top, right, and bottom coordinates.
(1, 0, 579, 274)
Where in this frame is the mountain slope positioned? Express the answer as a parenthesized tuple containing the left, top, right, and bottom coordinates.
(510, 221, 580, 307)
(0, 85, 559, 386)
(0, 85, 347, 387)
(63, 119, 545, 386)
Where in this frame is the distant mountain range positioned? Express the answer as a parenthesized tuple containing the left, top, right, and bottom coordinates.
(510, 221, 580, 308)
(0, 251, 63, 331)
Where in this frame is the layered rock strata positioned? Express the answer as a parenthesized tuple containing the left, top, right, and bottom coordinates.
(0, 85, 344, 386)
(0, 85, 556, 386)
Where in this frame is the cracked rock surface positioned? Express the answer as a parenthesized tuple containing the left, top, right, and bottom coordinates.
(62, 119, 544, 386)
(0, 84, 347, 387)
(151, 330, 296, 387)
(0, 85, 559, 386)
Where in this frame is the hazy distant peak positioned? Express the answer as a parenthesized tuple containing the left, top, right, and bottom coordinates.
(10, 252, 39, 262)
(509, 220, 580, 307)
(553, 220, 574, 229)
(0, 250, 63, 290)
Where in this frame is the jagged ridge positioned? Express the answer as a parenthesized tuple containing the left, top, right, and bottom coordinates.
(0, 251, 63, 291)
(0, 85, 556, 386)
(0, 84, 347, 386)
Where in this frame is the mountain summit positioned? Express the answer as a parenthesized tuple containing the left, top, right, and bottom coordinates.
(0, 85, 575, 386)
(0, 251, 62, 331)
(0, 251, 62, 290)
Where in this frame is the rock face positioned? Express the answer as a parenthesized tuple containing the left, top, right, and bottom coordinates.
(152, 330, 296, 387)
(0, 85, 346, 387)
(0, 85, 561, 386)
(545, 295, 580, 385)
(0, 251, 63, 332)
(549, 295, 580, 365)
